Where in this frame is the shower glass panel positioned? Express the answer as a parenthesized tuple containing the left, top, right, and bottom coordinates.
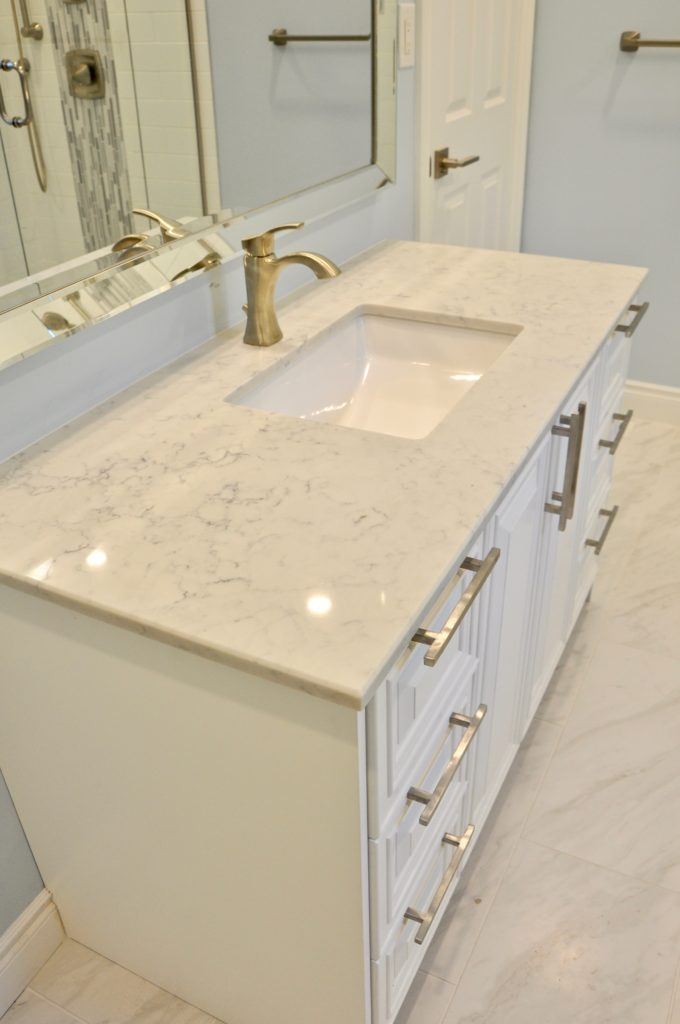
(0, 134, 27, 284)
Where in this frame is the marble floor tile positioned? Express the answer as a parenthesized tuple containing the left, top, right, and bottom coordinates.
(524, 642, 680, 891)
(583, 517, 680, 667)
(395, 972, 455, 1024)
(423, 717, 560, 985)
(1, 991, 81, 1024)
(442, 839, 680, 1024)
(30, 940, 219, 1024)
(592, 418, 680, 572)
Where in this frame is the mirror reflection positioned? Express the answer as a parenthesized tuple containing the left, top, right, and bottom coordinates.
(0, 0, 396, 293)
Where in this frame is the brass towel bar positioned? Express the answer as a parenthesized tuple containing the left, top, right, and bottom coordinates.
(620, 31, 680, 53)
(269, 28, 371, 46)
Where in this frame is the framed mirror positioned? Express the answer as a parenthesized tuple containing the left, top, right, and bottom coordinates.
(0, 0, 397, 355)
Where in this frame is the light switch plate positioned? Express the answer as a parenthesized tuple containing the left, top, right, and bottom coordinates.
(398, 3, 416, 68)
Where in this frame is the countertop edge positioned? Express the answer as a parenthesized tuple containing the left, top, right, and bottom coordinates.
(0, 571, 365, 712)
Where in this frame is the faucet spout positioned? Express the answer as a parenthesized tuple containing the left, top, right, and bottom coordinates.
(275, 251, 341, 280)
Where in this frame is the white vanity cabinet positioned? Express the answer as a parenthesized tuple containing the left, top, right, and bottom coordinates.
(367, 302, 642, 1023)
(0, 284, 645, 1024)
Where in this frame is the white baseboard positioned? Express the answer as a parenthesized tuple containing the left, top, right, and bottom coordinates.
(624, 379, 680, 426)
(0, 890, 64, 1016)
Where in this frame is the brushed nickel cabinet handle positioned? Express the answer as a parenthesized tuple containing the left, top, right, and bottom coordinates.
(615, 302, 649, 338)
(585, 506, 619, 556)
(599, 410, 633, 455)
(412, 548, 501, 666)
(408, 705, 487, 826)
(545, 402, 587, 532)
(404, 825, 475, 944)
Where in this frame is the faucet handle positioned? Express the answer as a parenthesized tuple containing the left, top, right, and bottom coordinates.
(242, 222, 304, 257)
(133, 208, 188, 242)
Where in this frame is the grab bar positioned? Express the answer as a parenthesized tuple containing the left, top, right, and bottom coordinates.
(269, 28, 371, 46)
(0, 57, 33, 127)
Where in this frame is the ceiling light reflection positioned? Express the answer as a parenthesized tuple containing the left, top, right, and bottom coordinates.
(29, 558, 53, 582)
(306, 593, 333, 617)
(85, 548, 108, 570)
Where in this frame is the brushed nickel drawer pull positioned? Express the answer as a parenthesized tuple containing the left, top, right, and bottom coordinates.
(404, 824, 475, 945)
(412, 549, 500, 667)
(408, 705, 487, 826)
(615, 302, 649, 338)
(585, 505, 619, 556)
(545, 402, 587, 532)
(599, 410, 633, 455)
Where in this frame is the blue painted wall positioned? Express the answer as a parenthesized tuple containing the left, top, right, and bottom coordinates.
(522, 0, 680, 387)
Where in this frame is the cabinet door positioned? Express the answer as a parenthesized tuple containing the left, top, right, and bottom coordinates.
(473, 435, 551, 814)
(528, 362, 599, 718)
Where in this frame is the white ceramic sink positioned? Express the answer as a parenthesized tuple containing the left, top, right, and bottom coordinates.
(230, 311, 522, 440)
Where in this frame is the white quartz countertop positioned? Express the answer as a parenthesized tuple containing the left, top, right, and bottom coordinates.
(0, 243, 646, 708)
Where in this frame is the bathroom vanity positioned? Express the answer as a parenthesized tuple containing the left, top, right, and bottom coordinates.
(0, 242, 647, 1024)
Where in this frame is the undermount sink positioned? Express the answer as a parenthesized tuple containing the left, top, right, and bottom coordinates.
(230, 310, 522, 440)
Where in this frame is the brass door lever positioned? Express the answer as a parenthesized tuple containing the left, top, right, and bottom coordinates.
(433, 147, 480, 179)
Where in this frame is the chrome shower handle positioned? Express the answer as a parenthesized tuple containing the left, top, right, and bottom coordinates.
(0, 57, 33, 127)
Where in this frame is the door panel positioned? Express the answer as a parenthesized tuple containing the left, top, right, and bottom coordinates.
(419, 0, 536, 250)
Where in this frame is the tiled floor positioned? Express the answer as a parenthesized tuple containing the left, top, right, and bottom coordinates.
(3, 416, 680, 1024)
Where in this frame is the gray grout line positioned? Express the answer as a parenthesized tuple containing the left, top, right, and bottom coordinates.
(24, 989, 88, 1024)
(518, 835, 680, 902)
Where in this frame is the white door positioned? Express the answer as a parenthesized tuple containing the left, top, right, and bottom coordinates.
(418, 0, 536, 249)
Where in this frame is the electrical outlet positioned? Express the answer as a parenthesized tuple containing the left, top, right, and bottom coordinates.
(398, 3, 416, 69)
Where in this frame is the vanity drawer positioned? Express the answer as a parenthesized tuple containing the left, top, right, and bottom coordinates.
(367, 532, 495, 836)
(371, 796, 472, 1024)
(368, 663, 479, 953)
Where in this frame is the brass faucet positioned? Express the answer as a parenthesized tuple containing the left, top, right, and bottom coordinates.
(242, 222, 340, 346)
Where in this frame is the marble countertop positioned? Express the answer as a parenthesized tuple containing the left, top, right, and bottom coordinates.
(0, 242, 646, 708)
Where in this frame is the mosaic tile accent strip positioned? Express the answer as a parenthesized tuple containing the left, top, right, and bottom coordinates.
(46, 0, 133, 251)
